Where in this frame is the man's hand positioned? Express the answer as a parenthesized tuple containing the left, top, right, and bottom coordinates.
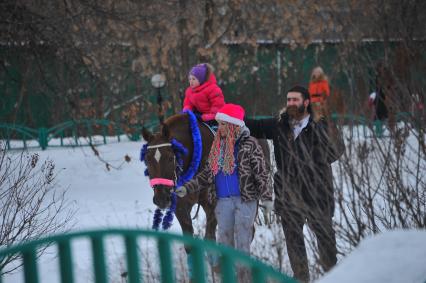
(174, 186, 187, 198)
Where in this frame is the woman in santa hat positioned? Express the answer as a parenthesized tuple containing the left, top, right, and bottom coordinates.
(175, 103, 273, 279)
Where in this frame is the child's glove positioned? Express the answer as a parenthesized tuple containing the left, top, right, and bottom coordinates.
(201, 113, 216, 121)
(174, 186, 187, 198)
(260, 200, 274, 215)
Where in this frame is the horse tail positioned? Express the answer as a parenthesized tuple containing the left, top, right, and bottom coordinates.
(192, 203, 201, 220)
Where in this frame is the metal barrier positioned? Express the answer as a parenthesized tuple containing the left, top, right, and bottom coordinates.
(0, 119, 158, 150)
(0, 112, 416, 150)
(0, 228, 298, 283)
(330, 111, 415, 138)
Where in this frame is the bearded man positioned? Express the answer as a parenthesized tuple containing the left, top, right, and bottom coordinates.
(245, 85, 345, 283)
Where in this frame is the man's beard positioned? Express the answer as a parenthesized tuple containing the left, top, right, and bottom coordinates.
(287, 105, 305, 119)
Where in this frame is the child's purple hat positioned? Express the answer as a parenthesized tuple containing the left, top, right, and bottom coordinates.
(189, 64, 208, 84)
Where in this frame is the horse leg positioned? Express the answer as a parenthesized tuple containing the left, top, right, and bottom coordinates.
(198, 188, 219, 278)
(175, 202, 196, 280)
(175, 202, 195, 248)
(200, 188, 217, 242)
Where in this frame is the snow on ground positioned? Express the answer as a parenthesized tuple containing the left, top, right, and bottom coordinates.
(2, 136, 426, 282)
(3, 138, 172, 283)
(22, 138, 159, 231)
(317, 230, 426, 283)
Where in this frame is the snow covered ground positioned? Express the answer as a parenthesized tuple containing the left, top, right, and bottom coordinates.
(2, 136, 426, 283)
(318, 230, 426, 283)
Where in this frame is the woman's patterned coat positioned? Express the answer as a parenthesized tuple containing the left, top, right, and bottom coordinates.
(183, 129, 272, 203)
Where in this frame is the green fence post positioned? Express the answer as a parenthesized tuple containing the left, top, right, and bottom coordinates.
(87, 121, 93, 145)
(73, 123, 78, 146)
(220, 254, 235, 283)
(374, 119, 383, 138)
(23, 248, 39, 283)
(4, 128, 11, 150)
(125, 235, 141, 283)
(157, 237, 174, 283)
(190, 245, 206, 283)
(129, 124, 140, 141)
(38, 128, 48, 150)
(116, 124, 121, 142)
(91, 236, 107, 283)
(102, 124, 107, 145)
(58, 240, 74, 283)
(251, 265, 267, 283)
(22, 131, 27, 149)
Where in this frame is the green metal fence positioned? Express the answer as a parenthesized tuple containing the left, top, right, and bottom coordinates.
(329, 111, 415, 138)
(0, 228, 298, 283)
(0, 119, 158, 150)
(251, 112, 416, 138)
(0, 112, 416, 150)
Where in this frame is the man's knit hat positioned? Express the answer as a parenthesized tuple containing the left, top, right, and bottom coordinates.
(189, 64, 208, 84)
(215, 104, 245, 127)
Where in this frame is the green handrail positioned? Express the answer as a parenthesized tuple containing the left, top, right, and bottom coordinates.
(2, 112, 414, 150)
(0, 123, 39, 149)
(0, 119, 159, 150)
(0, 228, 298, 283)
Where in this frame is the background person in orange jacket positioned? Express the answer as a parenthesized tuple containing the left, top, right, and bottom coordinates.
(308, 66, 330, 120)
(183, 63, 225, 126)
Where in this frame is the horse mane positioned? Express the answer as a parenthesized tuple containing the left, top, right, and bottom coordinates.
(160, 113, 193, 138)
(163, 113, 188, 128)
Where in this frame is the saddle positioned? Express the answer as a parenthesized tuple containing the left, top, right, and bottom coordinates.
(202, 121, 217, 136)
(193, 111, 218, 135)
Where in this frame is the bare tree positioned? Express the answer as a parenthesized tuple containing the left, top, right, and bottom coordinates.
(0, 143, 75, 274)
(1, 0, 426, 281)
(334, 120, 426, 252)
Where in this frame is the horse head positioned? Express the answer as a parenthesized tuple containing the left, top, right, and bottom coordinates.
(140, 112, 217, 239)
(142, 124, 177, 209)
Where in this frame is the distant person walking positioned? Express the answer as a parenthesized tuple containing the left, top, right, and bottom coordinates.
(308, 66, 330, 120)
(373, 62, 389, 121)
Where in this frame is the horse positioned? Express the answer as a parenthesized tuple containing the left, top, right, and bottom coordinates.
(141, 111, 217, 243)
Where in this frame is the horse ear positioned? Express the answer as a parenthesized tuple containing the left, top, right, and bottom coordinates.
(162, 123, 170, 138)
(142, 127, 154, 142)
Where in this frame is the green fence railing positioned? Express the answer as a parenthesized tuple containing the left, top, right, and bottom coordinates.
(1, 112, 417, 150)
(0, 119, 159, 150)
(251, 112, 416, 138)
(0, 228, 298, 283)
(329, 111, 416, 138)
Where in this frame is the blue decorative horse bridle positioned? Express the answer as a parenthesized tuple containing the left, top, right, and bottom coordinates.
(140, 110, 202, 230)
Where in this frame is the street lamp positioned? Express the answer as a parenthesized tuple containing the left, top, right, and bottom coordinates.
(151, 74, 167, 124)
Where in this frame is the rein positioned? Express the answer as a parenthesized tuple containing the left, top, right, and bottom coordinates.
(140, 110, 202, 230)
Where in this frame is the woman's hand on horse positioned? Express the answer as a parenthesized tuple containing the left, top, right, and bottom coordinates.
(175, 186, 187, 198)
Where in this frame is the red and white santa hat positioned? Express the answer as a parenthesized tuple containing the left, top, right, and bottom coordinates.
(215, 103, 245, 127)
